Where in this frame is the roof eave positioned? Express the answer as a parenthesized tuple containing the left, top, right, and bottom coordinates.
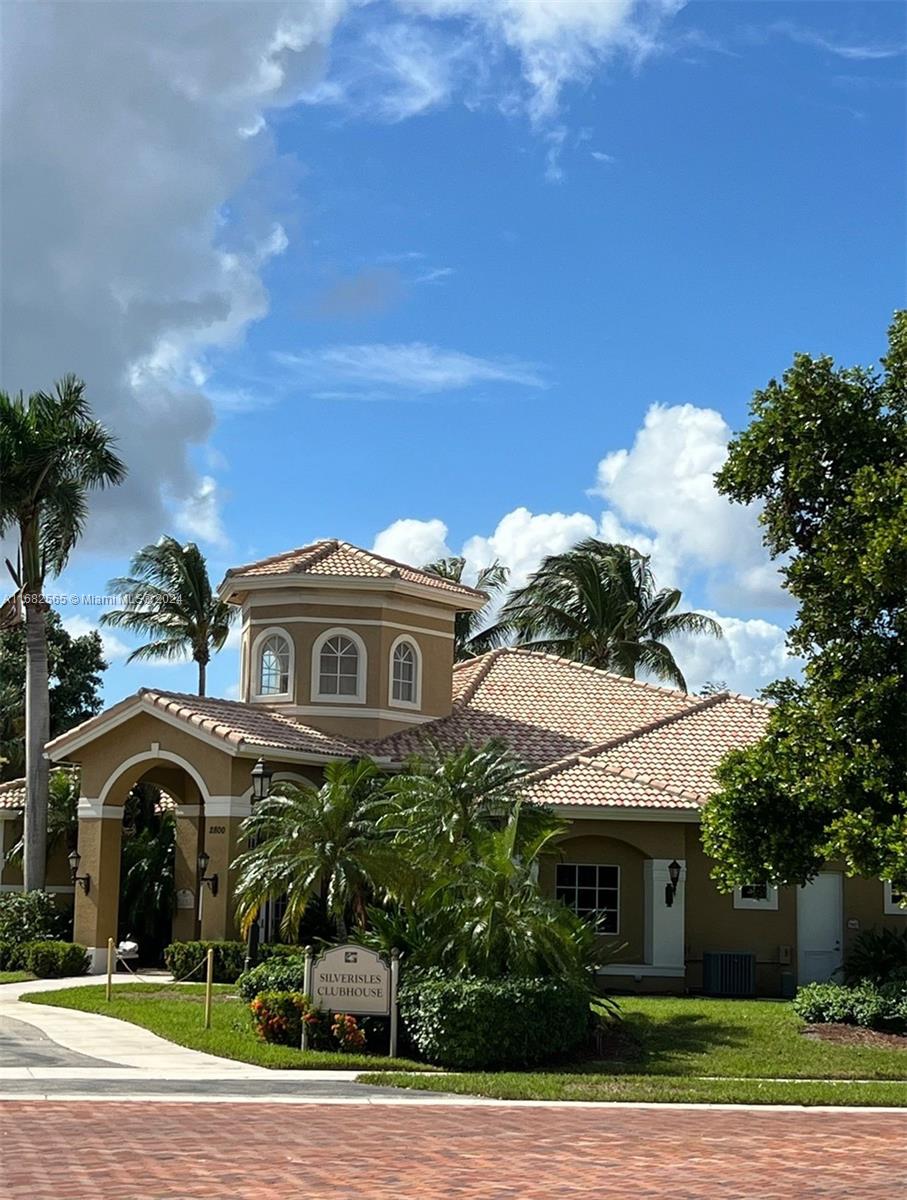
(218, 571, 487, 610)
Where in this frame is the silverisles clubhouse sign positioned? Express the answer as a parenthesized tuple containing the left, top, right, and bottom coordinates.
(310, 945, 390, 1016)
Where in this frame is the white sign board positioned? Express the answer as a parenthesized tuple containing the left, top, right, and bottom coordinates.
(310, 944, 390, 1016)
(176, 888, 195, 910)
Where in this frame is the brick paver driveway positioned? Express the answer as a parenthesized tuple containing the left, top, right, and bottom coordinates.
(1, 1101, 904, 1199)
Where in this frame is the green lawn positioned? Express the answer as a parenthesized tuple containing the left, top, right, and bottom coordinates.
(357, 1071, 907, 1107)
(359, 997, 907, 1108)
(23, 983, 429, 1072)
(0, 971, 33, 985)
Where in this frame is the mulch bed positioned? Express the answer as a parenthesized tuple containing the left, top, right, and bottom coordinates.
(802, 1022, 907, 1049)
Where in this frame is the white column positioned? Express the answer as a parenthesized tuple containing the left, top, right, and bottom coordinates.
(644, 858, 686, 971)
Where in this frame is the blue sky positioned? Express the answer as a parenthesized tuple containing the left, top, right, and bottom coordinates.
(3, 0, 904, 703)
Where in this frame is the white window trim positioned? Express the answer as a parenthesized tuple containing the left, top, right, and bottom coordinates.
(733, 883, 779, 911)
(556, 862, 620, 936)
(311, 627, 367, 705)
(251, 626, 295, 703)
(883, 881, 907, 916)
(388, 634, 422, 710)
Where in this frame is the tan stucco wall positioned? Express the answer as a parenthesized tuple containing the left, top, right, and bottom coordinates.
(843, 874, 907, 950)
(238, 590, 457, 739)
(684, 827, 796, 995)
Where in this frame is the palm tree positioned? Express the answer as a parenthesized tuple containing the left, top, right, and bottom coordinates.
(0, 376, 126, 888)
(383, 739, 530, 874)
(497, 539, 722, 691)
(423, 556, 508, 660)
(101, 536, 234, 696)
(233, 758, 395, 940)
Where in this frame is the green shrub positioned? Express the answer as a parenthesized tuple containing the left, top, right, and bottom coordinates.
(793, 980, 907, 1030)
(22, 941, 89, 978)
(237, 954, 308, 1002)
(0, 941, 25, 970)
(249, 991, 366, 1052)
(843, 926, 907, 987)
(164, 940, 246, 983)
(0, 891, 66, 945)
(399, 975, 593, 1069)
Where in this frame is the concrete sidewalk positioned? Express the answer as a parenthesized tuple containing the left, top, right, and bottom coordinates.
(0, 974, 369, 1095)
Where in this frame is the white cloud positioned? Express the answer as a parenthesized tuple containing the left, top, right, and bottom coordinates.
(462, 507, 598, 589)
(1, 2, 345, 556)
(671, 611, 802, 697)
(402, 0, 683, 123)
(373, 518, 451, 565)
(590, 150, 617, 163)
(768, 22, 906, 62)
(591, 403, 786, 608)
(61, 616, 131, 665)
(174, 477, 230, 549)
(275, 342, 545, 396)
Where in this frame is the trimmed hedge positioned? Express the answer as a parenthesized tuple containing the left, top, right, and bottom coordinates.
(21, 941, 89, 978)
(237, 955, 308, 1002)
(0, 941, 26, 970)
(0, 891, 66, 945)
(399, 975, 593, 1069)
(164, 940, 302, 984)
(793, 980, 907, 1031)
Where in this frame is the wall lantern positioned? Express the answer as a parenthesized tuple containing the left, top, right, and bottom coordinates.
(250, 757, 273, 802)
(198, 850, 218, 897)
(68, 849, 91, 894)
(665, 859, 682, 908)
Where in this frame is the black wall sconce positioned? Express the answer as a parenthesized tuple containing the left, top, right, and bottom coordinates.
(665, 859, 682, 908)
(68, 849, 91, 894)
(198, 850, 218, 897)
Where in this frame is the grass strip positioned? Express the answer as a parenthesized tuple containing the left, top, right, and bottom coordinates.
(356, 1070, 907, 1107)
(23, 983, 429, 1072)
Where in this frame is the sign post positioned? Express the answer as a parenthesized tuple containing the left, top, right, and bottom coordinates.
(389, 948, 400, 1059)
(301, 945, 314, 1051)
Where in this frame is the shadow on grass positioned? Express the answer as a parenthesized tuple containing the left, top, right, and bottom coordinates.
(555, 1011, 753, 1078)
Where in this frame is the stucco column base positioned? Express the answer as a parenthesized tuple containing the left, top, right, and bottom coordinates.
(199, 799, 250, 941)
(73, 803, 123, 956)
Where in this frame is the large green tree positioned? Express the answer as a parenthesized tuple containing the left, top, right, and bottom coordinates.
(0, 376, 125, 888)
(0, 611, 106, 781)
(101, 536, 234, 696)
(702, 311, 907, 890)
(423, 556, 509, 661)
(495, 540, 721, 690)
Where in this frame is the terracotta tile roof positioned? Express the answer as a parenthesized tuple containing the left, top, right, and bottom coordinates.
(223, 539, 486, 601)
(0, 778, 25, 811)
(138, 690, 368, 758)
(370, 648, 702, 767)
(522, 692, 770, 810)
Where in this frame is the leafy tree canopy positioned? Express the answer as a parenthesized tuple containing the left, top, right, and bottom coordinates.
(702, 311, 907, 890)
(0, 611, 105, 780)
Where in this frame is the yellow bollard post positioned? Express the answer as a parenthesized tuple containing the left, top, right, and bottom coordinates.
(203, 947, 214, 1029)
(106, 937, 115, 1002)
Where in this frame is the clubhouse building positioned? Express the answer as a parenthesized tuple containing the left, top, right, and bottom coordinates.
(3, 539, 904, 994)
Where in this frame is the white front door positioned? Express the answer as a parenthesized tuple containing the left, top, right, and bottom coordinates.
(797, 872, 843, 984)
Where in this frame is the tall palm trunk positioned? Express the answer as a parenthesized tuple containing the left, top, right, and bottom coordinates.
(24, 598, 50, 890)
(197, 657, 206, 697)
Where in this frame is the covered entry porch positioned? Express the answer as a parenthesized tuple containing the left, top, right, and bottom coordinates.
(46, 690, 338, 971)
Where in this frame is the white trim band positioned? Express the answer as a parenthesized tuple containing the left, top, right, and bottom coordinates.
(78, 799, 122, 820)
(205, 797, 252, 819)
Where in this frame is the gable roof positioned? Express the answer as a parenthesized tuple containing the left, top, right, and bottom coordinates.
(47, 689, 376, 763)
(0, 778, 26, 811)
(371, 647, 703, 767)
(521, 692, 770, 810)
(220, 539, 486, 605)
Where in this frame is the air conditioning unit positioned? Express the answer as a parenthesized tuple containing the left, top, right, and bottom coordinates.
(702, 951, 756, 997)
